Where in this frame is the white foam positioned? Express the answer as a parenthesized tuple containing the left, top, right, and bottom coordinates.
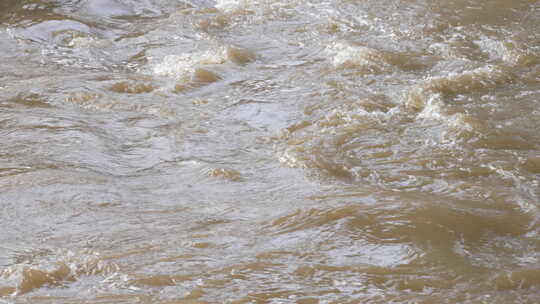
(406, 65, 513, 110)
(153, 49, 227, 79)
(330, 42, 391, 72)
(68, 36, 110, 48)
(215, 0, 252, 13)
(417, 93, 446, 120)
(475, 37, 538, 67)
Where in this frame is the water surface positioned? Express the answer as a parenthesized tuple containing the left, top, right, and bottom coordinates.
(1, 0, 539, 303)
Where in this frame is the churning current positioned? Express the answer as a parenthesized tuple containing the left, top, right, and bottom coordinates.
(1, 0, 539, 303)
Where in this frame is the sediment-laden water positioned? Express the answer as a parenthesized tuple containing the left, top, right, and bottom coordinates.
(1, 0, 539, 303)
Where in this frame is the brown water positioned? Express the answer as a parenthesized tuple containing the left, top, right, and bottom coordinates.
(0, 0, 539, 303)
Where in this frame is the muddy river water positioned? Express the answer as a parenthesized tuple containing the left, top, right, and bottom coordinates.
(0, 0, 539, 303)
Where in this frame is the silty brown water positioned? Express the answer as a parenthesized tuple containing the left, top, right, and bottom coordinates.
(0, 0, 539, 303)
